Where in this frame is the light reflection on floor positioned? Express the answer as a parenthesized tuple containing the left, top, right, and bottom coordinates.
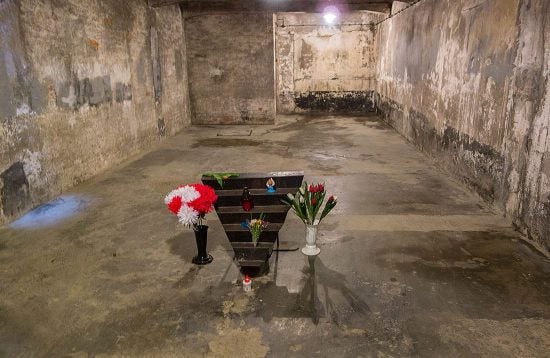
(9, 195, 90, 229)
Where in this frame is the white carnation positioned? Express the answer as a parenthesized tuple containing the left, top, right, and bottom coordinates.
(173, 185, 200, 202)
(164, 185, 200, 205)
(177, 204, 199, 227)
(164, 190, 178, 205)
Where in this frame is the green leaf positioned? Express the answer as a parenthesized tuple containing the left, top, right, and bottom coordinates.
(203, 172, 240, 188)
(312, 191, 325, 222)
(306, 189, 314, 224)
(319, 200, 337, 222)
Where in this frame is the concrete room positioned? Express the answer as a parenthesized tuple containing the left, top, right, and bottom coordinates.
(0, 0, 549, 356)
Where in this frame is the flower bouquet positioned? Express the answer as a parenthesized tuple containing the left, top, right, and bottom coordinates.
(241, 213, 269, 247)
(165, 183, 218, 264)
(281, 182, 337, 255)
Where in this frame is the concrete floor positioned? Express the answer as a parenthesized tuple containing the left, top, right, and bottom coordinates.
(1, 114, 549, 357)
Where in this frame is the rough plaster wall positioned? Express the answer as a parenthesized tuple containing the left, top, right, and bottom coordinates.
(376, 0, 550, 253)
(185, 13, 275, 124)
(155, 5, 192, 137)
(506, 0, 550, 253)
(0, 0, 190, 224)
(275, 11, 384, 113)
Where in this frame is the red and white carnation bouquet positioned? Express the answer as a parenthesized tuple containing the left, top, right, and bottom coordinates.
(165, 184, 218, 228)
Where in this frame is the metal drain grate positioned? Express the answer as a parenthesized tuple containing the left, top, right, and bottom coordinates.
(216, 129, 252, 137)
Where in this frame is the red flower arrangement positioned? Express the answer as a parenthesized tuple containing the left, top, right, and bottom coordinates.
(165, 183, 217, 229)
(281, 181, 337, 225)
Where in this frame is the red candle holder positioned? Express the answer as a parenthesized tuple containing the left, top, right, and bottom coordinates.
(241, 187, 254, 211)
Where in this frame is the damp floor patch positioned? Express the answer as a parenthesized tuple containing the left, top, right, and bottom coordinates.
(9, 195, 91, 229)
(216, 129, 252, 136)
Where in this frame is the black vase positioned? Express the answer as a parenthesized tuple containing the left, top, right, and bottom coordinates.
(192, 225, 213, 265)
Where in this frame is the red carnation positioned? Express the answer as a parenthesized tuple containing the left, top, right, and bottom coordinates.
(167, 196, 183, 214)
(188, 184, 218, 215)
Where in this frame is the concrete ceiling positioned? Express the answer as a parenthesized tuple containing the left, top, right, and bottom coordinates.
(149, 0, 413, 13)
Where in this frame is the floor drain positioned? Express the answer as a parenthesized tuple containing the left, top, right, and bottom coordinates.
(216, 129, 252, 137)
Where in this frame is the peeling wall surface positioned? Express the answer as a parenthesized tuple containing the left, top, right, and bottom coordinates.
(376, 0, 550, 253)
(185, 13, 275, 124)
(0, 0, 190, 224)
(275, 11, 384, 113)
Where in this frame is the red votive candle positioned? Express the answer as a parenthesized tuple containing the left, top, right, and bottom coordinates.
(241, 187, 254, 211)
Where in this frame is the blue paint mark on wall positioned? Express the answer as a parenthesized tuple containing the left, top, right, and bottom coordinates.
(9, 195, 90, 229)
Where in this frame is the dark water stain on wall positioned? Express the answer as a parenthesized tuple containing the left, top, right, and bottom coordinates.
(294, 91, 376, 113)
(29, 78, 47, 114)
(299, 40, 314, 70)
(115, 83, 132, 103)
(377, 97, 506, 205)
(150, 26, 162, 103)
(539, 197, 550, 240)
(1, 162, 31, 218)
(87, 76, 112, 106)
(0, 47, 16, 119)
(175, 49, 183, 81)
(56, 75, 118, 109)
(0, 0, 48, 119)
(157, 118, 166, 137)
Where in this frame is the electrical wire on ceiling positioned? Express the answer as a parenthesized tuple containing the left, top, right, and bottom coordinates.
(274, 0, 426, 28)
(183, 1, 426, 27)
(374, 0, 424, 26)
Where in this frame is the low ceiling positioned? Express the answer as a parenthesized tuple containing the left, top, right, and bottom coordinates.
(149, 0, 412, 13)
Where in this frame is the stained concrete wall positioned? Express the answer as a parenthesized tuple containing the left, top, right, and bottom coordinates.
(0, 0, 190, 224)
(185, 13, 275, 124)
(275, 11, 384, 113)
(376, 0, 550, 253)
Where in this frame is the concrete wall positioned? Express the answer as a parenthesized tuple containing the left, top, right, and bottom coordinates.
(376, 0, 550, 253)
(275, 11, 384, 113)
(0, 0, 190, 224)
(185, 13, 275, 124)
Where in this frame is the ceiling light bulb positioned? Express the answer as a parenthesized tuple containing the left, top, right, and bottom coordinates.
(323, 5, 339, 25)
(323, 12, 337, 24)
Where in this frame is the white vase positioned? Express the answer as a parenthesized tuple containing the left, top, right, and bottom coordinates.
(302, 221, 320, 256)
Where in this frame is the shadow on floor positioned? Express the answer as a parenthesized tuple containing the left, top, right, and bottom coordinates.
(255, 254, 370, 325)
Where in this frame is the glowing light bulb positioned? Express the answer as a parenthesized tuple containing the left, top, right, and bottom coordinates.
(323, 12, 337, 24)
(323, 5, 339, 25)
